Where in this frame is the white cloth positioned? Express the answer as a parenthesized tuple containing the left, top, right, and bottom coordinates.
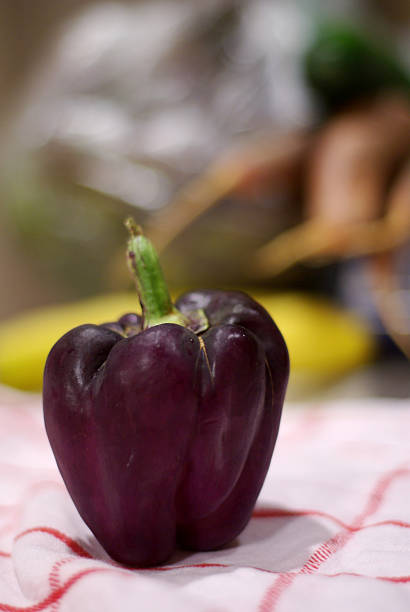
(0, 386, 409, 611)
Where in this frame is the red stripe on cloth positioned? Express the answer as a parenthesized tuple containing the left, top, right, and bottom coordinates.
(258, 465, 410, 612)
(14, 527, 92, 559)
(321, 571, 410, 584)
(0, 567, 111, 612)
(145, 562, 229, 572)
(362, 519, 410, 530)
(135, 563, 410, 583)
(253, 506, 410, 532)
(354, 468, 410, 525)
(0, 559, 408, 610)
(0, 564, 230, 612)
(0, 551, 10, 557)
(48, 557, 75, 591)
(252, 507, 351, 530)
(48, 557, 77, 612)
(380, 575, 410, 584)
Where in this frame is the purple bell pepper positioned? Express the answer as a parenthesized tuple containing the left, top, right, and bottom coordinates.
(43, 220, 289, 566)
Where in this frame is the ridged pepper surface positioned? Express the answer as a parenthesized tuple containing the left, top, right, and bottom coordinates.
(43, 221, 289, 566)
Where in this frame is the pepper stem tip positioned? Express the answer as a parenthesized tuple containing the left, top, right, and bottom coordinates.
(125, 217, 143, 238)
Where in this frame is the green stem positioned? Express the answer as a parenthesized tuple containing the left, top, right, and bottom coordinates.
(125, 218, 208, 333)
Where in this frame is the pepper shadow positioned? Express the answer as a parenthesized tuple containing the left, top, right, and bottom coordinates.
(75, 533, 116, 564)
(233, 505, 335, 572)
(167, 505, 334, 573)
(74, 505, 334, 574)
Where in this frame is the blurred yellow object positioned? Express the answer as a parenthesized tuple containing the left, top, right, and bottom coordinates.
(0, 294, 139, 392)
(254, 292, 375, 389)
(0, 291, 375, 392)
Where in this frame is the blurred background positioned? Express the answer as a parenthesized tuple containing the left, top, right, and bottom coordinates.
(0, 0, 409, 399)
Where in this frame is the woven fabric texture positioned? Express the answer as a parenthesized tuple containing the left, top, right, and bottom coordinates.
(0, 386, 409, 611)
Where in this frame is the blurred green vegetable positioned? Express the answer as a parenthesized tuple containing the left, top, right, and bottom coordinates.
(304, 21, 410, 109)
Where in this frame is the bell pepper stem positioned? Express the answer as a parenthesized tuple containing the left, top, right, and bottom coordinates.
(125, 218, 208, 333)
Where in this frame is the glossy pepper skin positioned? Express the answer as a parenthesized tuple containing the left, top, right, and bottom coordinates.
(43, 223, 289, 567)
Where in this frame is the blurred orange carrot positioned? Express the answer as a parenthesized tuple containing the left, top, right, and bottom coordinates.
(249, 95, 410, 277)
(366, 159, 410, 357)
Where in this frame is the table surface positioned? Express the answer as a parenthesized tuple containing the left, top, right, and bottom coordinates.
(0, 385, 409, 611)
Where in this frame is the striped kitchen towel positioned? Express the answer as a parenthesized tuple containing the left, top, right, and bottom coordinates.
(0, 385, 409, 611)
